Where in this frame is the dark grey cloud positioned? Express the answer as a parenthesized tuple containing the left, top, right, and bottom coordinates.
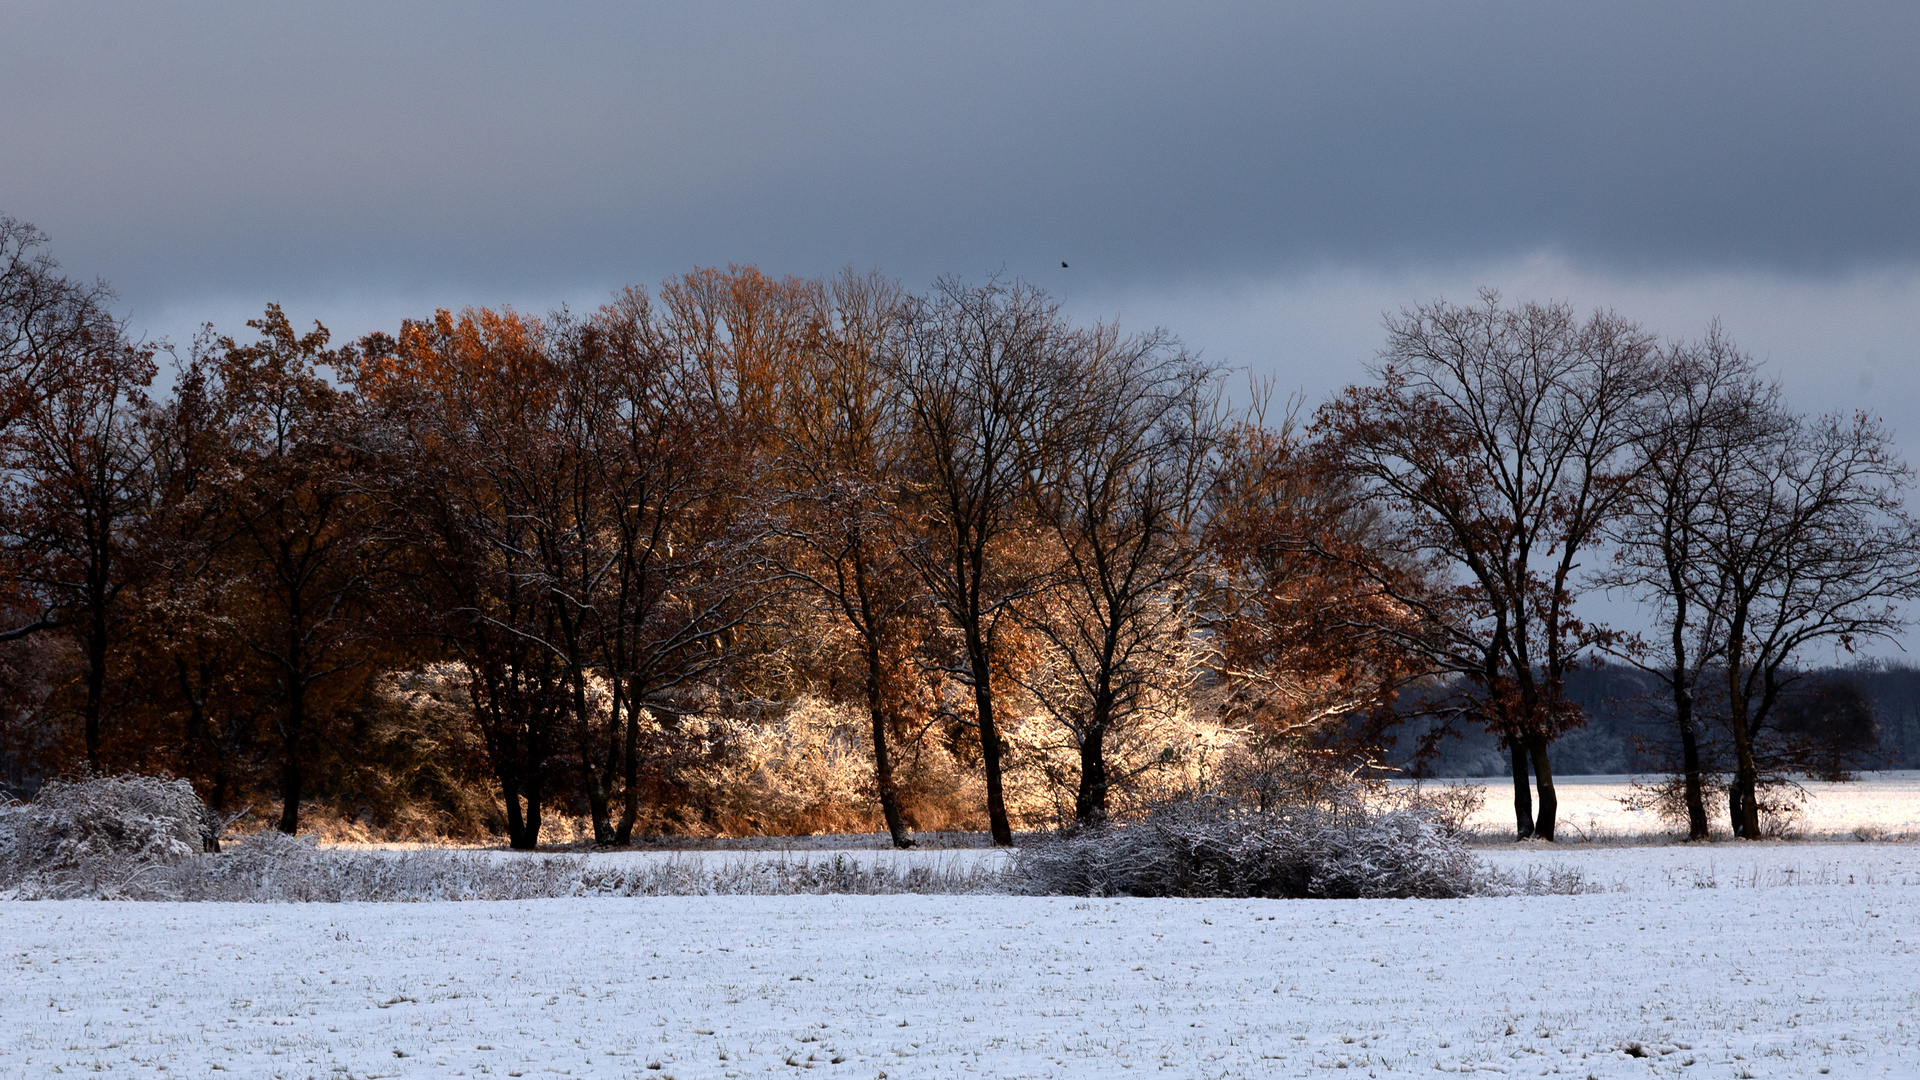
(2, 0, 1915, 321)
(5, 1, 1919, 654)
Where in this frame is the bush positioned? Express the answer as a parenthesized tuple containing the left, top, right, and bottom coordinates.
(1393, 780, 1487, 837)
(1012, 795, 1479, 899)
(0, 775, 218, 899)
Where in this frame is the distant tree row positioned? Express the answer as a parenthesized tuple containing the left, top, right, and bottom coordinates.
(5, 216, 1916, 844)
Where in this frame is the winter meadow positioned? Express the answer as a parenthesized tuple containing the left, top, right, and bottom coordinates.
(5, 7, 1920, 1076)
(6, 210, 1920, 1076)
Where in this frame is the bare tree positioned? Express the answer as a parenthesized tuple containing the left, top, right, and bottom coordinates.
(893, 278, 1083, 846)
(1318, 291, 1658, 840)
(592, 289, 771, 845)
(1016, 325, 1221, 825)
(1599, 327, 1775, 839)
(1691, 402, 1920, 837)
(764, 270, 924, 847)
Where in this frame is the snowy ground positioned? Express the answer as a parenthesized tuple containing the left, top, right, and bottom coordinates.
(1431, 770, 1920, 842)
(6, 841, 1920, 1078)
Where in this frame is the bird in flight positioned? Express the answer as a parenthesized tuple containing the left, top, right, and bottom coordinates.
(1061, 262, 1069, 268)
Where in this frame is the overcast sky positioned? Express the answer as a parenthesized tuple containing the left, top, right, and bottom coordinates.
(5, 1, 1918, 655)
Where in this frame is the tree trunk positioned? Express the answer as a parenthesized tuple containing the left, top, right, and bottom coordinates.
(863, 642, 912, 848)
(1510, 743, 1534, 839)
(503, 777, 525, 846)
(502, 775, 544, 850)
(83, 596, 108, 774)
(1675, 692, 1710, 841)
(1076, 684, 1115, 828)
(1527, 737, 1558, 842)
(1726, 687, 1761, 838)
(614, 692, 644, 845)
(504, 773, 544, 850)
(976, 691, 1013, 846)
(574, 669, 614, 843)
(522, 779, 543, 850)
(583, 764, 613, 842)
(1732, 756, 1761, 839)
(277, 683, 304, 834)
(967, 630, 1013, 845)
(1075, 724, 1109, 827)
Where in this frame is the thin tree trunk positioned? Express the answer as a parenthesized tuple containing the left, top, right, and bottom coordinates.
(1732, 743, 1761, 839)
(177, 658, 216, 806)
(968, 628, 1013, 845)
(208, 713, 232, 815)
(523, 777, 543, 849)
(1510, 743, 1534, 839)
(864, 642, 912, 848)
(277, 680, 305, 834)
(847, 555, 912, 849)
(1527, 736, 1558, 842)
(1726, 674, 1761, 838)
(1675, 693, 1710, 841)
(1665, 581, 1711, 840)
(83, 595, 108, 774)
(573, 668, 614, 843)
(615, 690, 643, 845)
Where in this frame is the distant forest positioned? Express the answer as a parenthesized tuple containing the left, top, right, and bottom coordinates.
(7, 214, 1920, 846)
(1401, 661, 1920, 779)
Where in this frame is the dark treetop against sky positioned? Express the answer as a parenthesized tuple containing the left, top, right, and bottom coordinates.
(5, 0, 1918, 651)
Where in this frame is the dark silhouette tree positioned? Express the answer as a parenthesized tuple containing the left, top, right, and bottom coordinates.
(1318, 291, 1659, 840)
(217, 306, 385, 834)
(1599, 327, 1774, 839)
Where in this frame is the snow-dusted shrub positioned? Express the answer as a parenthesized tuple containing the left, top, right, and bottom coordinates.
(1392, 780, 1487, 837)
(0, 775, 217, 899)
(1617, 773, 1808, 839)
(1012, 795, 1478, 899)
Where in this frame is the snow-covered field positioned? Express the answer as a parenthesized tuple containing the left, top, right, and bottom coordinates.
(1432, 770, 1920, 841)
(5, 841, 1920, 1078)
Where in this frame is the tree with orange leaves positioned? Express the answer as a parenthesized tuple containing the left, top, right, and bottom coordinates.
(359, 293, 768, 846)
(215, 306, 390, 834)
(355, 306, 575, 848)
(1201, 410, 1428, 805)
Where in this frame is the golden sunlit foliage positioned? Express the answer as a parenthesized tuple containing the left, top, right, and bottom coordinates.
(13, 227, 1894, 846)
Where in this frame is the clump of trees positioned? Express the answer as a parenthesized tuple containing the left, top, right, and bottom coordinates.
(3, 217, 1914, 845)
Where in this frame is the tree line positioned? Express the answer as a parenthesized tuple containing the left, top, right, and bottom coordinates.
(5, 216, 1916, 845)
